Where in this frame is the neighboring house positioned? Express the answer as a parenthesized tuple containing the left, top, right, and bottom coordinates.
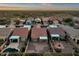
(2, 28, 30, 52)
(60, 25, 79, 44)
(48, 25, 65, 40)
(25, 17, 35, 25)
(12, 28, 30, 42)
(2, 36, 21, 52)
(25, 20, 32, 25)
(0, 28, 13, 41)
(72, 17, 79, 23)
(0, 36, 6, 51)
(41, 17, 50, 27)
(0, 28, 13, 51)
(53, 20, 59, 25)
(34, 17, 41, 23)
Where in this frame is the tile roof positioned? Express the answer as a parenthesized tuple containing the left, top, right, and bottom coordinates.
(31, 26, 47, 40)
(33, 24, 41, 28)
(42, 16, 58, 21)
(12, 28, 29, 38)
(42, 16, 58, 24)
(42, 17, 50, 22)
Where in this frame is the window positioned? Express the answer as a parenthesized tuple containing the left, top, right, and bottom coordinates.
(52, 37, 59, 40)
(11, 39, 18, 42)
(0, 39, 4, 42)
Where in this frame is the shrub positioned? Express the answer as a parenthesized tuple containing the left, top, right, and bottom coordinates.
(64, 18, 73, 23)
(24, 53, 43, 56)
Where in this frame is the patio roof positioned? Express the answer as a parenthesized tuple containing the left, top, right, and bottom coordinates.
(51, 34, 60, 37)
(0, 25, 6, 28)
(39, 36, 48, 40)
(10, 36, 20, 40)
(48, 25, 58, 28)
(23, 25, 31, 30)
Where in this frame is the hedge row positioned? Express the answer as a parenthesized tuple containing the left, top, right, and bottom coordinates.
(0, 52, 79, 56)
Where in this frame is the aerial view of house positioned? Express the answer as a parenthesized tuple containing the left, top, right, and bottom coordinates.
(25, 25, 50, 53)
(2, 28, 30, 53)
(0, 3, 79, 56)
(0, 28, 13, 52)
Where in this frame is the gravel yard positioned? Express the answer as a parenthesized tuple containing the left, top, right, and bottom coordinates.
(26, 41, 50, 53)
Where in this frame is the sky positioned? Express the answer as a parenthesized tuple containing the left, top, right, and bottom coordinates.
(0, 3, 79, 10)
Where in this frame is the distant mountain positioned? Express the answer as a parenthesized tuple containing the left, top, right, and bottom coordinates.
(0, 6, 79, 11)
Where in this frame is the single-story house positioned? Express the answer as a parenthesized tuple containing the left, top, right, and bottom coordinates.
(31, 26, 48, 42)
(48, 27, 65, 40)
(11, 28, 30, 42)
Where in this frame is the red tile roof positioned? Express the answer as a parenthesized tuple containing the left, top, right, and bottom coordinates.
(49, 16, 58, 21)
(42, 16, 58, 24)
(12, 28, 29, 38)
(31, 26, 47, 39)
(42, 17, 50, 22)
(33, 24, 41, 28)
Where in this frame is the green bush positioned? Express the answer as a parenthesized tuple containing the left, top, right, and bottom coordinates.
(63, 18, 74, 26)
(24, 53, 43, 56)
(74, 52, 79, 56)
(51, 53, 73, 56)
(64, 18, 73, 23)
(9, 53, 23, 56)
(0, 39, 4, 42)
(43, 52, 51, 56)
(0, 19, 10, 25)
